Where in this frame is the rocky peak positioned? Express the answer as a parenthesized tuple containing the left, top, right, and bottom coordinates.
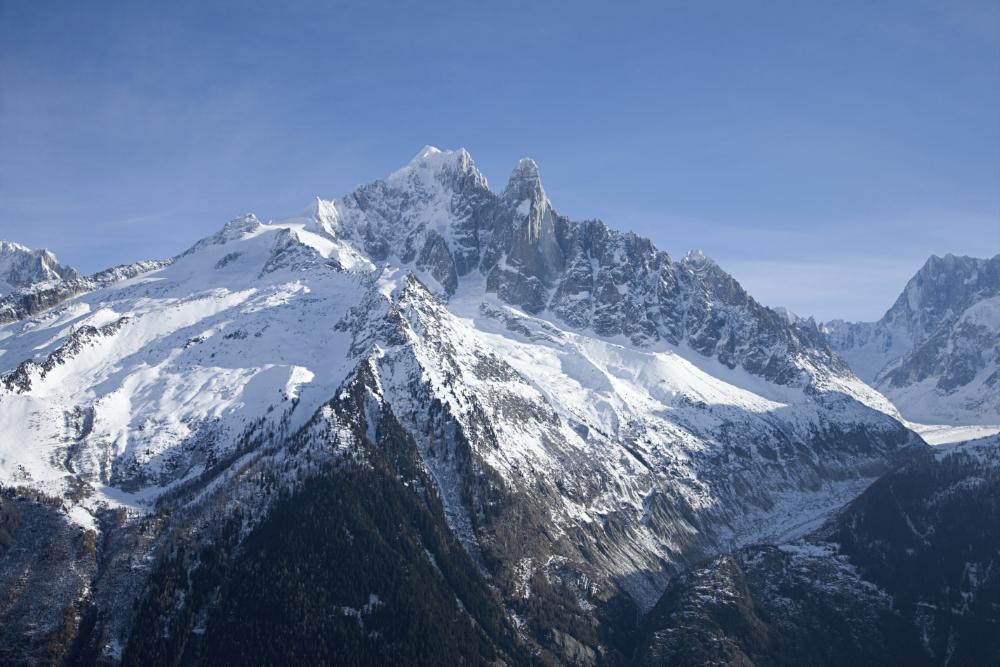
(181, 213, 263, 257)
(499, 157, 555, 249)
(0, 240, 79, 294)
(302, 197, 340, 237)
(502, 157, 545, 205)
(328, 148, 851, 388)
(680, 249, 716, 273)
(386, 145, 488, 195)
(214, 213, 262, 241)
(885, 253, 999, 340)
(482, 156, 567, 308)
(0, 240, 31, 255)
(823, 252, 1000, 423)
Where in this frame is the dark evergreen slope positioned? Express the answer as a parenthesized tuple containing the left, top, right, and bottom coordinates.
(0, 489, 98, 666)
(820, 437, 1000, 666)
(634, 436, 1000, 666)
(118, 365, 532, 667)
(196, 465, 521, 666)
(0, 494, 17, 552)
(634, 545, 928, 666)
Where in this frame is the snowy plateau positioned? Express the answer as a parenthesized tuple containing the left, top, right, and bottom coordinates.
(0, 147, 997, 666)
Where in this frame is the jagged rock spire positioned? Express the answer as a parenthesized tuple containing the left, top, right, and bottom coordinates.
(502, 157, 545, 205)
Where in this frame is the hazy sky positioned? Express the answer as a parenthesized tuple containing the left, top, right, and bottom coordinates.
(1, 1, 998, 321)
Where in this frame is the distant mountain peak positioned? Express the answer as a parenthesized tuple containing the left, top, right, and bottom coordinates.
(387, 145, 486, 192)
(300, 197, 339, 236)
(0, 240, 31, 253)
(510, 156, 540, 179)
(502, 156, 545, 205)
(681, 248, 712, 266)
(0, 240, 79, 295)
(824, 252, 1000, 423)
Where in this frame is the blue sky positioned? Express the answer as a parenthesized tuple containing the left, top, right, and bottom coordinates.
(1, 1, 997, 321)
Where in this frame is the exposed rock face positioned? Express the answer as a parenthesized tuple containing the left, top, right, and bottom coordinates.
(824, 254, 1000, 424)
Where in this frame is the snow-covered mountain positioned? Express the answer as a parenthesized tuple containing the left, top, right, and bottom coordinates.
(0, 240, 79, 295)
(824, 254, 1000, 425)
(0, 148, 931, 664)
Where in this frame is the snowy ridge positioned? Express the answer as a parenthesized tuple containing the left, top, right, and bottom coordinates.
(0, 222, 367, 517)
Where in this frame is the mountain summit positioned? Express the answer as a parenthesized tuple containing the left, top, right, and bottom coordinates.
(0, 240, 79, 295)
(824, 253, 1000, 424)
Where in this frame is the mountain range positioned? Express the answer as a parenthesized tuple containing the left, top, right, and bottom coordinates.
(0, 147, 996, 666)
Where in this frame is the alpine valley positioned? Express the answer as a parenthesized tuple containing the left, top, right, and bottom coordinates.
(0, 148, 997, 666)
